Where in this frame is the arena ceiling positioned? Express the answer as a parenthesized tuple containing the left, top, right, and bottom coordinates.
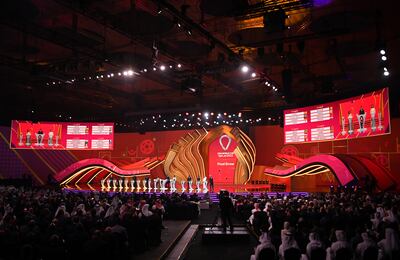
(0, 0, 399, 129)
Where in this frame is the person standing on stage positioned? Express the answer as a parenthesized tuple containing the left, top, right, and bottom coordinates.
(209, 175, 214, 192)
(219, 191, 234, 232)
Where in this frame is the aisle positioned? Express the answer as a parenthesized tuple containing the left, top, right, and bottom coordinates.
(133, 220, 190, 260)
(182, 204, 258, 260)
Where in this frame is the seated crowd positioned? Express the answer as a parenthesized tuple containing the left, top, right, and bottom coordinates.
(241, 191, 400, 260)
(0, 186, 200, 260)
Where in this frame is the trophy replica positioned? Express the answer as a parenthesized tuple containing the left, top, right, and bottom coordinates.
(357, 107, 367, 133)
(181, 180, 186, 193)
(124, 178, 129, 190)
(142, 179, 147, 192)
(107, 178, 111, 190)
(341, 116, 347, 135)
(159, 178, 164, 192)
(196, 178, 201, 193)
(370, 105, 376, 132)
(153, 178, 159, 192)
(202, 176, 208, 193)
(48, 131, 54, 146)
(188, 178, 193, 193)
(147, 178, 152, 192)
(35, 129, 45, 146)
(26, 131, 32, 146)
(378, 111, 383, 130)
(347, 112, 354, 135)
(113, 179, 118, 189)
(136, 179, 141, 192)
(118, 179, 123, 189)
(171, 176, 177, 192)
(100, 178, 106, 189)
(130, 178, 135, 191)
(160, 179, 167, 193)
(18, 132, 24, 146)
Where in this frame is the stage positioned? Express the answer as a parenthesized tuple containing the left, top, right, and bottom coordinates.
(63, 182, 273, 193)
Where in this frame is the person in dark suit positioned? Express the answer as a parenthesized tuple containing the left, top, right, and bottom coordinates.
(209, 176, 214, 192)
(219, 190, 234, 232)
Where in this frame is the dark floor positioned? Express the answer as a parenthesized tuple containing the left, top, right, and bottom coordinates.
(182, 226, 258, 260)
(134, 220, 190, 260)
(183, 204, 258, 260)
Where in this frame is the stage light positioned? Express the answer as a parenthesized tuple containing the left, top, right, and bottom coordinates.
(107, 74, 111, 78)
(177, 63, 182, 68)
(251, 72, 257, 78)
(210, 112, 214, 116)
(238, 112, 242, 117)
(153, 67, 157, 71)
(110, 73, 114, 77)
(123, 71, 128, 76)
(384, 70, 390, 76)
(380, 49, 386, 55)
(187, 29, 192, 36)
(381, 56, 387, 61)
(31, 110, 34, 113)
(127, 70, 134, 76)
(118, 72, 122, 76)
(100, 75, 104, 78)
(217, 113, 221, 118)
(52, 82, 56, 85)
(204, 112, 209, 117)
(177, 22, 182, 28)
(169, 65, 173, 69)
(241, 65, 249, 73)
(143, 69, 147, 72)
(160, 65, 166, 71)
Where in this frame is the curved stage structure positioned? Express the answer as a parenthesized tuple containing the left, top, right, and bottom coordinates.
(264, 154, 396, 190)
(57, 158, 163, 189)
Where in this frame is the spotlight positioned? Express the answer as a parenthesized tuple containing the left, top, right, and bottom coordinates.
(127, 70, 134, 76)
(381, 56, 387, 61)
(383, 70, 390, 77)
(380, 49, 386, 55)
(118, 72, 122, 76)
(123, 71, 128, 76)
(160, 65, 166, 71)
(177, 64, 182, 68)
(204, 112, 209, 117)
(241, 65, 249, 73)
(110, 73, 114, 77)
(251, 72, 257, 78)
(143, 69, 148, 72)
(153, 67, 157, 71)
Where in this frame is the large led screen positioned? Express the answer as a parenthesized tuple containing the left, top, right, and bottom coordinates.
(284, 88, 390, 144)
(10, 121, 114, 150)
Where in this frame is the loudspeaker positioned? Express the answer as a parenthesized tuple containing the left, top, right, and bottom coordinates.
(263, 8, 286, 32)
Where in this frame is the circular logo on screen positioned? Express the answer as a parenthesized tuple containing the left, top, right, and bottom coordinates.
(219, 135, 232, 151)
(281, 145, 299, 157)
(140, 139, 155, 155)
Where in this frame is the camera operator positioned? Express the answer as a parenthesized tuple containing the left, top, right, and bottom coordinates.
(219, 190, 234, 232)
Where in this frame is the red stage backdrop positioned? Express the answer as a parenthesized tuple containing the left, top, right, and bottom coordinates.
(10, 121, 114, 150)
(284, 88, 390, 143)
(208, 134, 238, 184)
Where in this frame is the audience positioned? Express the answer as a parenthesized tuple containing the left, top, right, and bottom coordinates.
(246, 190, 400, 260)
(0, 186, 199, 260)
